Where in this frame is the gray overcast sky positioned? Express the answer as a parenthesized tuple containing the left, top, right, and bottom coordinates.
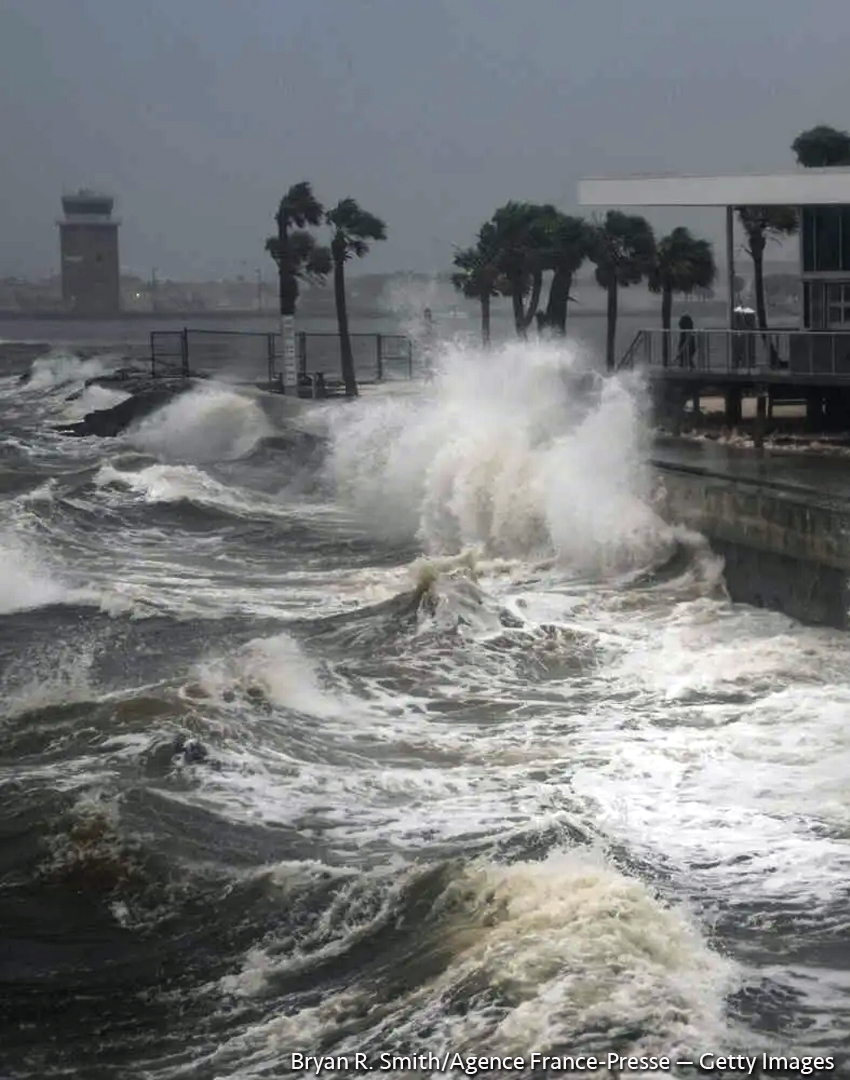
(2, 0, 849, 279)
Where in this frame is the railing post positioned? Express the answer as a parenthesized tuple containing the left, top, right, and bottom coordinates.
(267, 332, 275, 384)
(376, 334, 384, 381)
(297, 332, 307, 380)
(181, 327, 189, 378)
(150, 331, 156, 378)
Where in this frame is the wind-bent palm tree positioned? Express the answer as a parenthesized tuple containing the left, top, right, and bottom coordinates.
(588, 211, 656, 371)
(489, 201, 557, 338)
(737, 207, 798, 334)
(539, 213, 589, 336)
(265, 182, 331, 385)
(326, 198, 387, 397)
(648, 227, 717, 365)
(450, 223, 507, 347)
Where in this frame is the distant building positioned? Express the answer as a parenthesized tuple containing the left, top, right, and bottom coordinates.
(57, 190, 120, 315)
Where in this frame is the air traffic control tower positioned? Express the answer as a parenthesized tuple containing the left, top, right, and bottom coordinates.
(58, 190, 121, 315)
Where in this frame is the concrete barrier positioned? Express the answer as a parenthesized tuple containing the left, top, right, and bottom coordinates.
(652, 460, 850, 628)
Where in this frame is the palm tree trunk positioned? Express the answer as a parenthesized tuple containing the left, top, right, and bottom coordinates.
(606, 281, 618, 371)
(750, 238, 782, 366)
(753, 248, 768, 332)
(661, 285, 672, 367)
(277, 222, 298, 390)
(333, 255, 358, 397)
(545, 269, 572, 335)
(511, 281, 526, 339)
(519, 270, 543, 332)
(480, 293, 491, 347)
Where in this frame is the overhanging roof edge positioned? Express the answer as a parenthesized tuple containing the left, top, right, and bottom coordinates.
(579, 171, 850, 207)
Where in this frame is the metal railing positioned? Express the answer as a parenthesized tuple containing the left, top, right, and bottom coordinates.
(619, 327, 850, 378)
(149, 329, 189, 378)
(149, 327, 414, 388)
(297, 332, 413, 384)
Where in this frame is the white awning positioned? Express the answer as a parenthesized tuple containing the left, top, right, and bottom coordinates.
(578, 169, 850, 207)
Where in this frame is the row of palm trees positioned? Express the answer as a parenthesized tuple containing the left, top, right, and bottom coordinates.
(451, 203, 722, 368)
(270, 124, 849, 384)
(265, 181, 386, 397)
(265, 190, 796, 379)
(451, 124, 850, 366)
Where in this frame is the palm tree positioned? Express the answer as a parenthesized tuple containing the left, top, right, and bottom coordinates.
(489, 201, 557, 338)
(588, 210, 656, 371)
(326, 198, 387, 397)
(539, 213, 588, 335)
(265, 182, 331, 385)
(450, 222, 507, 347)
(792, 125, 850, 167)
(737, 207, 798, 333)
(648, 227, 716, 365)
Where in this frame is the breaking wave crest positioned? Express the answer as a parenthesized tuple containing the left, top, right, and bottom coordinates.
(24, 351, 118, 392)
(327, 340, 666, 570)
(129, 384, 272, 463)
(0, 531, 73, 614)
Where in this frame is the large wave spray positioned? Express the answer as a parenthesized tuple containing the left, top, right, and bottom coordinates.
(130, 384, 272, 463)
(327, 339, 664, 569)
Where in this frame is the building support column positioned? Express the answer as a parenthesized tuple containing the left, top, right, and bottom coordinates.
(806, 390, 823, 432)
(725, 385, 742, 427)
(754, 386, 768, 448)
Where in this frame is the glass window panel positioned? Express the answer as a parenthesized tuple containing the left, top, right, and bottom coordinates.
(811, 281, 825, 328)
(803, 209, 816, 271)
(816, 209, 841, 270)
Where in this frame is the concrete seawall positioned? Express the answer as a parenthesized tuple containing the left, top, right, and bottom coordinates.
(652, 459, 850, 628)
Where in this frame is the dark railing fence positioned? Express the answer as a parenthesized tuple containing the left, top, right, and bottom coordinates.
(150, 327, 413, 387)
(149, 330, 189, 378)
(620, 328, 850, 377)
(297, 332, 413, 384)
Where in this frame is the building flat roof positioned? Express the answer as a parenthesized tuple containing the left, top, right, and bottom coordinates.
(578, 168, 850, 207)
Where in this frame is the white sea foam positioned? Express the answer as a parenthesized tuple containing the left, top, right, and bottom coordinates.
(129, 384, 272, 462)
(60, 384, 130, 421)
(199, 851, 739, 1079)
(24, 352, 115, 392)
(95, 461, 278, 517)
(327, 339, 666, 571)
(187, 631, 335, 719)
(0, 637, 96, 719)
(0, 531, 72, 615)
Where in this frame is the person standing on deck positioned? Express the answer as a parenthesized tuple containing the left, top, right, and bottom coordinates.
(677, 311, 696, 368)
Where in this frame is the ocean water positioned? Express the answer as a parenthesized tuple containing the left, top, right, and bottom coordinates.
(0, 334, 848, 1079)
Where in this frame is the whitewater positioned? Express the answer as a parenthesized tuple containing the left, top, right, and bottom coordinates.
(0, 338, 848, 1079)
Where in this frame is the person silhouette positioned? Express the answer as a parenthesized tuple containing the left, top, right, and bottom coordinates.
(677, 312, 696, 368)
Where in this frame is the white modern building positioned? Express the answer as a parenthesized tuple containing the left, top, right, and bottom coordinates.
(578, 167, 850, 332)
